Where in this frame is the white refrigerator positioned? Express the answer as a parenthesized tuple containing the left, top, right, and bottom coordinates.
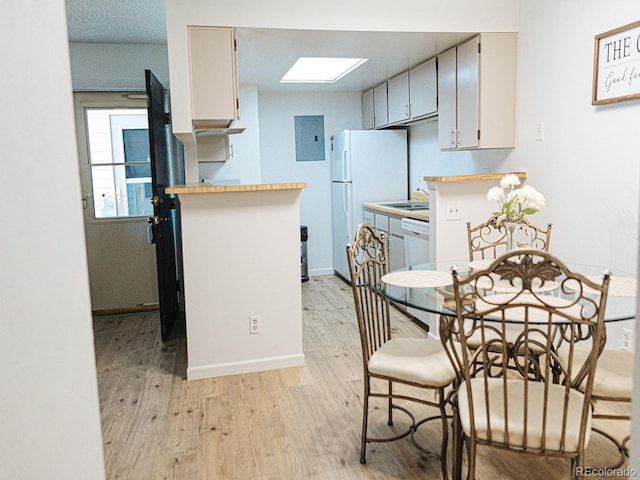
(331, 129, 408, 279)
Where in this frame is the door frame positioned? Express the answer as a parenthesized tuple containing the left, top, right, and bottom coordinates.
(74, 91, 160, 315)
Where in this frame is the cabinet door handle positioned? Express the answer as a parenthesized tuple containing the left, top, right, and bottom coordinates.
(450, 129, 456, 147)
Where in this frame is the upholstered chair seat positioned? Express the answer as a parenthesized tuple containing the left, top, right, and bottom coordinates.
(458, 378, 592, 452)
(368, 337, 456, 387)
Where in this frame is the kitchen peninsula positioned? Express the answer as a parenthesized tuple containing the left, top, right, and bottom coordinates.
(425, 172, 527, 261)
(166, 182, 307, 380)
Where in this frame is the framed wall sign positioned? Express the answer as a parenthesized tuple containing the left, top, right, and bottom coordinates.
(593, 20, 640, 105)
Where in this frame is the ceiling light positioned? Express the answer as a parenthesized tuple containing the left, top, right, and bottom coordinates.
(280, 57, 368, 83)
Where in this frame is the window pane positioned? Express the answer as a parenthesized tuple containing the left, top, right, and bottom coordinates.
(86, 109, 151, 219)
(125, 178, 153, 216)
(123, 128, 151, 178)
(91, 165, 117, 218)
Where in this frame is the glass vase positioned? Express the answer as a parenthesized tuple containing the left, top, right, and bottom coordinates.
(504, 221, 519, 252)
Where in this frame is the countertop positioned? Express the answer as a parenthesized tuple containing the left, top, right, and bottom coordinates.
(423, 172, 527, 183)
(165, 182, 307, 194)
(362, 202, 429, 221)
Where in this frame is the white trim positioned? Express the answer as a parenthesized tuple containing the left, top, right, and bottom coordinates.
(186, 353, 305, 380)
(309, 268, 335, 277)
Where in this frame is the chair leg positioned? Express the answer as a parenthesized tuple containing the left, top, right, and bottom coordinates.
(451, 407, 463, 480)
(387, 380, 393, 426)
(438, 389, 449, 480)
(360, 376, 370, 464)
(467, 440, 476, 480)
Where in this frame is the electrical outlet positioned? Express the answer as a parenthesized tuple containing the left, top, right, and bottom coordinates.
(536, 122, 544, 141)
(250, 315, 261, 334)
(622, 328, 632, 351)
(445, 201, 462, 221)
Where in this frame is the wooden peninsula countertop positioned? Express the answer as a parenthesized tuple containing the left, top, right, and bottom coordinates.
(165, 182, 307, 194)
(423, 172, 527, 183)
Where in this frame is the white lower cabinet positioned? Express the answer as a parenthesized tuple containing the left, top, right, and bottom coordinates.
(363, 209, 375, 226)
(388, 217, 405, 273)
(370, 211, 405, 274)
(373, 212, 388, 235)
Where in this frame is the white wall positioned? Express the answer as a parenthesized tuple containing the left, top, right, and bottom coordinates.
(198, 84, 263, 184)
(501, 1, 640, 465)
(407, 119, 511, 192)
(505, 1, 640, 273)
(258, 91, 362, 275)
(1, 1, 105, 479)
(69, 42, 170, 91)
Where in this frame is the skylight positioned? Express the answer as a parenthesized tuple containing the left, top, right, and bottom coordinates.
(280, 57, 368, 83)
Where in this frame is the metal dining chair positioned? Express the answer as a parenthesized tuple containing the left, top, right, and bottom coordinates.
(346, 223, 455, 478)
(467, 214, 552, 261)
(465, 215, 553, 358)
(440, 249, 611, 480)
(559, 344, 632, 467)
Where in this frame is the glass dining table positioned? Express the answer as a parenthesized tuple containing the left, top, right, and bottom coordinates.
(382, 259, 637, 337)
(382, 258, 637, 479)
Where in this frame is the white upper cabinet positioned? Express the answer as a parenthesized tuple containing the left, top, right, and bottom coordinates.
(409, 58, 438, 120)
(362, 88, 375, 129)
(437, 47, 457, 148)
(437, 33, 517, 150)
(373, 82, 389, 128)
(364, 57, 438, 128)
(387, 71, 410, 124)
(187, 26, 240, 131)
(456, 37, 480, 149)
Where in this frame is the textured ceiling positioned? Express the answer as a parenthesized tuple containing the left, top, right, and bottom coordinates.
(65, 0, 167, 44)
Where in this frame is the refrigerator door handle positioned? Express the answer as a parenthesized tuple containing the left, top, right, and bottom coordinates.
(342, 184, 349, 218)
(341, 148, 348, 181)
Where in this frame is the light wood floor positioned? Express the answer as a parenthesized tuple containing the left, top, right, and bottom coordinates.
(94, 275, 630, 479)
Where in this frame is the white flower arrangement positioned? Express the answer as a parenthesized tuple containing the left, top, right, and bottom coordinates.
(487, 174, 546, 225)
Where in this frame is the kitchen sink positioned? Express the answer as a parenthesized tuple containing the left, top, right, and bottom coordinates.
(381, 202, 429, 210)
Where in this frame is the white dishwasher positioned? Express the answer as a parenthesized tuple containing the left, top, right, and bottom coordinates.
(401, 218, 438, 337)
(402, 217, 429, 265)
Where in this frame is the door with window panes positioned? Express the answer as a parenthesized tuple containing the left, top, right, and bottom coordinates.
(75, 92, 159, 312)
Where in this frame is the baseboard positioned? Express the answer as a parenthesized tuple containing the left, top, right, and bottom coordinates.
(186, 353, 306, 380)
(92, 304, 159, 317)
(309, 267, 335, 277)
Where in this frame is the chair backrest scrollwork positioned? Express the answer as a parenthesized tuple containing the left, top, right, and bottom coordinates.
(440, 249, 610, 457)
(346, 223, 391, 367)
(467, 214, 552, 261)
